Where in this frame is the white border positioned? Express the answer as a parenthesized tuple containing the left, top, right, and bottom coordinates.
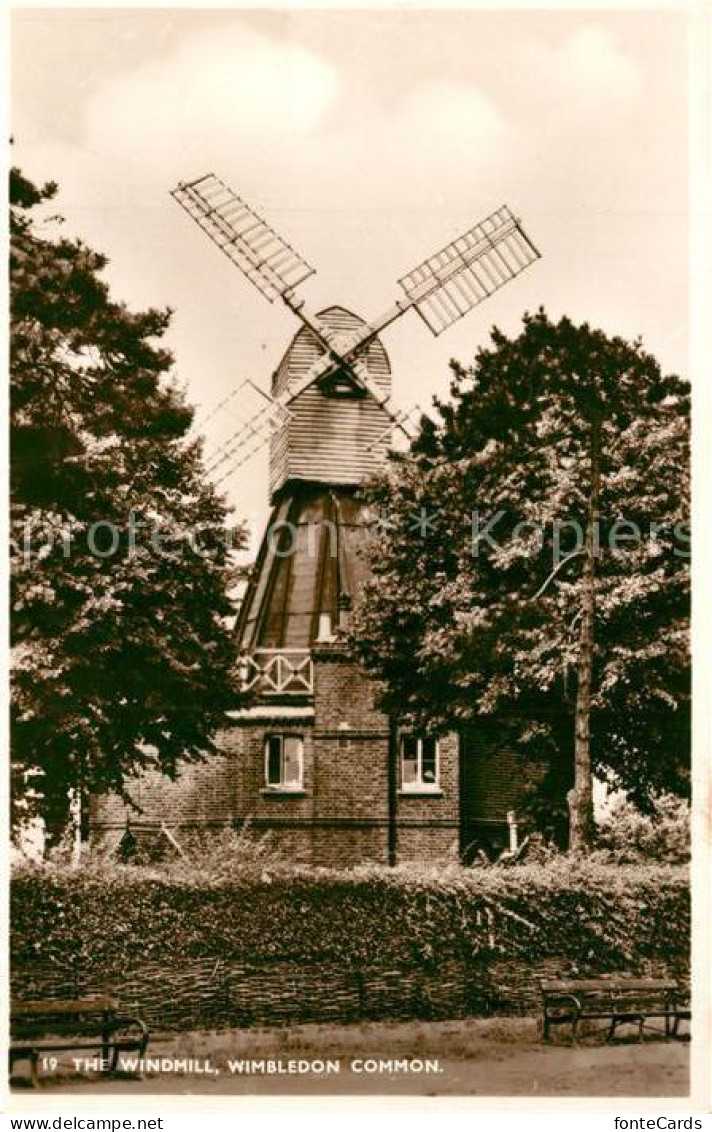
(3, 0, 710, 1118)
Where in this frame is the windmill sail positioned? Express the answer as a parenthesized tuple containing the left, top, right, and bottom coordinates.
(397, 205, 540, 336)
(172, 175, 541, 484)
(201, 379, 292, 486)
(171, 174, 315, 302)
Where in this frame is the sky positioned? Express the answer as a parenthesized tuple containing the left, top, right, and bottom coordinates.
(11, 7, 690, 541)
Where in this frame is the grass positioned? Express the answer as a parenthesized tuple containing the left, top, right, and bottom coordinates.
(145, 1016, 539, 1065)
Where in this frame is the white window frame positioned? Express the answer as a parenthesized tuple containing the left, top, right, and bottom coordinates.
(399, 735, 440, 794)
(263, 733, 304, 792)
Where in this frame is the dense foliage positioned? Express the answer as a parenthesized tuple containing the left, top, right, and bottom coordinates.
(594, 793, 690, 865)
(11, 855, 688, 976)
(10, 168, 242, 841)
(351, 311, 690, 821)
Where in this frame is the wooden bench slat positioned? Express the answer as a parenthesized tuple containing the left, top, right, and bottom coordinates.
(15, 1023, 113, 1038)
(12, 1040, 131, 1053)
(9, 997, 149, 1088)
(542, 980, 677, 993)
(12, 997, 118, 1017)
(545, 997, 677, 1004)
(540, 977, 687, 1045)
(14, 1021, 143, 1037)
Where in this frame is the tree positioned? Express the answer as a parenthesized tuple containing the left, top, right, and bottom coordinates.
(10, 167, 243, 845)
(351, 310, 690, 848)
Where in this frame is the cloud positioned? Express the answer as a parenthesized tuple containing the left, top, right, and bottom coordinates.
(83, 23, 340, 173)
(401, 82, 510, 144)
(565, 26, 641, 102)
(513, 24, 641, 129)
(71, 19, 517, 257)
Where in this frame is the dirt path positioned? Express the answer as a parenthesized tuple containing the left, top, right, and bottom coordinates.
(12, 1039, 689, 1097)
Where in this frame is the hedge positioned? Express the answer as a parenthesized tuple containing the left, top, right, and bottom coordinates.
(12, 859, 689, 975)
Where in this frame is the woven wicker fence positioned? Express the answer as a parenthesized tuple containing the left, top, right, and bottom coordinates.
(11, 953, 688, 1033)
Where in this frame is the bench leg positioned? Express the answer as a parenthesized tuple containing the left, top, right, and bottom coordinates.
(672, 1010, 690, 1038)
(30, 1051, 39, 1089)
(607, 1018, 617, 1043)
(571, 1016, 579, 1046)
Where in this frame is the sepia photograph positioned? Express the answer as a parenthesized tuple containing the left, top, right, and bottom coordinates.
(6, 3, 705, 1113)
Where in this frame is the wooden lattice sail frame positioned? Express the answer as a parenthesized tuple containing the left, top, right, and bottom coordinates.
(171, 174, 541, 486)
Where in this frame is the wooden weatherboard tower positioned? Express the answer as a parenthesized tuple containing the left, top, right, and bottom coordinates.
(90, 175, 542, 864)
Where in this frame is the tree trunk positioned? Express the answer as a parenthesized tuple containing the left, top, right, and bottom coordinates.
(569, 415, 600, 852)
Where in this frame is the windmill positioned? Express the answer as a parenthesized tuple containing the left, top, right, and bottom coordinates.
(172, 175, 540, 486)
(171, 173, 540, 676)
(87, 175, 544, 867)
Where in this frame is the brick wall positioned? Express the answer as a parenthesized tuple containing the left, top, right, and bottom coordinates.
(89, 752, 240, 834)
(462, 741, 533, 822)
(311, 645, 388, 732)
(460, 731, 547, 857)
(90, 646, 464, 866)
(395, 731, 460, 863)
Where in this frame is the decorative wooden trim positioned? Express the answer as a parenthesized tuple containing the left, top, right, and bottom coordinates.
(227, 706, 315, 722)
(240, 649, 314, 695)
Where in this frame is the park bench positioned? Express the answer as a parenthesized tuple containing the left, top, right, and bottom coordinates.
(10, 996, 149, 1087)
(540, 978, 689, 1044)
